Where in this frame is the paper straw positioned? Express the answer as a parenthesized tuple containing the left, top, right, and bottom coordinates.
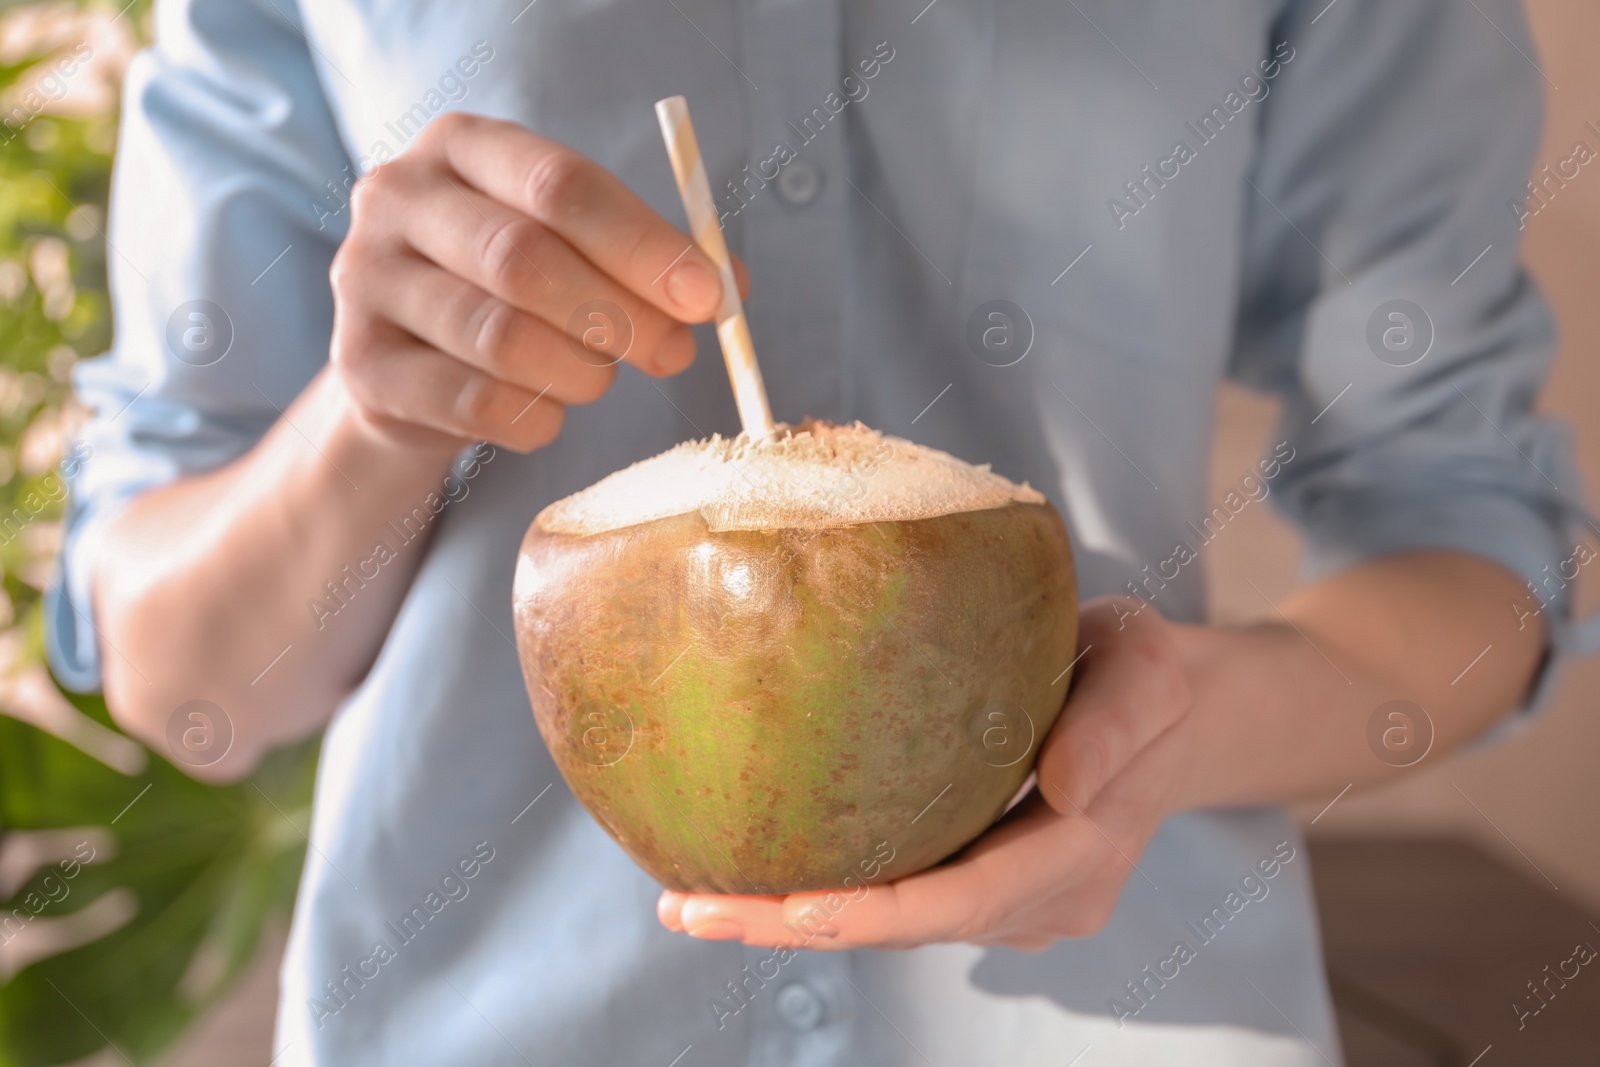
(654, 95, 776, 439)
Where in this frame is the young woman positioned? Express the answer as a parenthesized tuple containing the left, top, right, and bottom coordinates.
(52, 0, 1584, 1062)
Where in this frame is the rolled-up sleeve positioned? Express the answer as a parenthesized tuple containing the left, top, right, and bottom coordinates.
(46, 0, 352, 690)
(1230, 0, 1600, 712)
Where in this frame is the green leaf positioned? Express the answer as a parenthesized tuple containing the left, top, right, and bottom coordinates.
(0, 8, 313, 1064)
(0, 691, 317, 1066)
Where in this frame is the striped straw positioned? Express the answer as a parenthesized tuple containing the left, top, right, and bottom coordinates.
(654, 95, 776, 439)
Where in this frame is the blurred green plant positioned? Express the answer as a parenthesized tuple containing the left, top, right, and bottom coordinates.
(0, 706, 317, 1065)
(0, 4, 316, 1064)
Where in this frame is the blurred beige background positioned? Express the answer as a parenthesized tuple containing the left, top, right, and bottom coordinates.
(143, 2, 1600, 1063)
(1212, 0, 1600, 912)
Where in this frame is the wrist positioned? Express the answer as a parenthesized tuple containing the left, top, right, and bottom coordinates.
(243, 369, 470, 551)
(318, 368, 470, 475)
(1159, 619, 1297, 814)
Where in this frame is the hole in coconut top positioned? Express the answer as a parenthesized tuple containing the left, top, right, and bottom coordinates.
(536, 421, 1045, 536)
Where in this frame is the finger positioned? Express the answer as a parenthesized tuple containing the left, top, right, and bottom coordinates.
(982, 932, 1058, 952)
(1037, 598, 1190, 813)
(432, 113, 725, 320)
(394, 181, 695, 377)
(796, 799, 1099, 948)
(978, 850, 1135, 945)
(351, 253, 635, 404)
(957, 786, 1164, 950)
(334, 327, 564, 452)
(677, 894, 788, 943)
(795, 813, 1091, 948)
(675, 800, 1107, 950)
(657, 891, 688, 933)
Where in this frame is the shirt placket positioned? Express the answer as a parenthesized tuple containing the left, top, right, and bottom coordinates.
(729, 0, 848, 426)
(669, 4, 856, 1063)
(726, 13, 857, 1062)
(739, 941, 859, 1067)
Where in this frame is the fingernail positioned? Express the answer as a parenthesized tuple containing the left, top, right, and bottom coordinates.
(665, 258, 720, 316)
(687, 919, 745, 941)
(657, 891, 688, 931)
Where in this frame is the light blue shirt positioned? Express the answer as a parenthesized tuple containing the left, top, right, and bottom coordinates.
(49, 0, 1594, 1063)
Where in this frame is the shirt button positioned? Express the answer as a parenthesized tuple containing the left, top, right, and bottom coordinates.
(774, 982, 825, 1030)
(775, 160, 824, 208)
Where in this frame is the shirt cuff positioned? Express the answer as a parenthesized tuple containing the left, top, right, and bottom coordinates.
(44, 491, 130, 693)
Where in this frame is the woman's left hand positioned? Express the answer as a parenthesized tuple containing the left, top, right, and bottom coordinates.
(656, 597, 1196, 951)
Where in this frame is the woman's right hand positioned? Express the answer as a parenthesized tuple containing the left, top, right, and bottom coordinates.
(95, 114, 734, 775)
(327, 111, 728, 453)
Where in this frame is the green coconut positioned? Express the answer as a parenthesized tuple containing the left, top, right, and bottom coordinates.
(512, 421, 1077, 894)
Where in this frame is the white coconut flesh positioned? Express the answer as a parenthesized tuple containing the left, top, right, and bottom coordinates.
(536, 421, 1046, 537)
